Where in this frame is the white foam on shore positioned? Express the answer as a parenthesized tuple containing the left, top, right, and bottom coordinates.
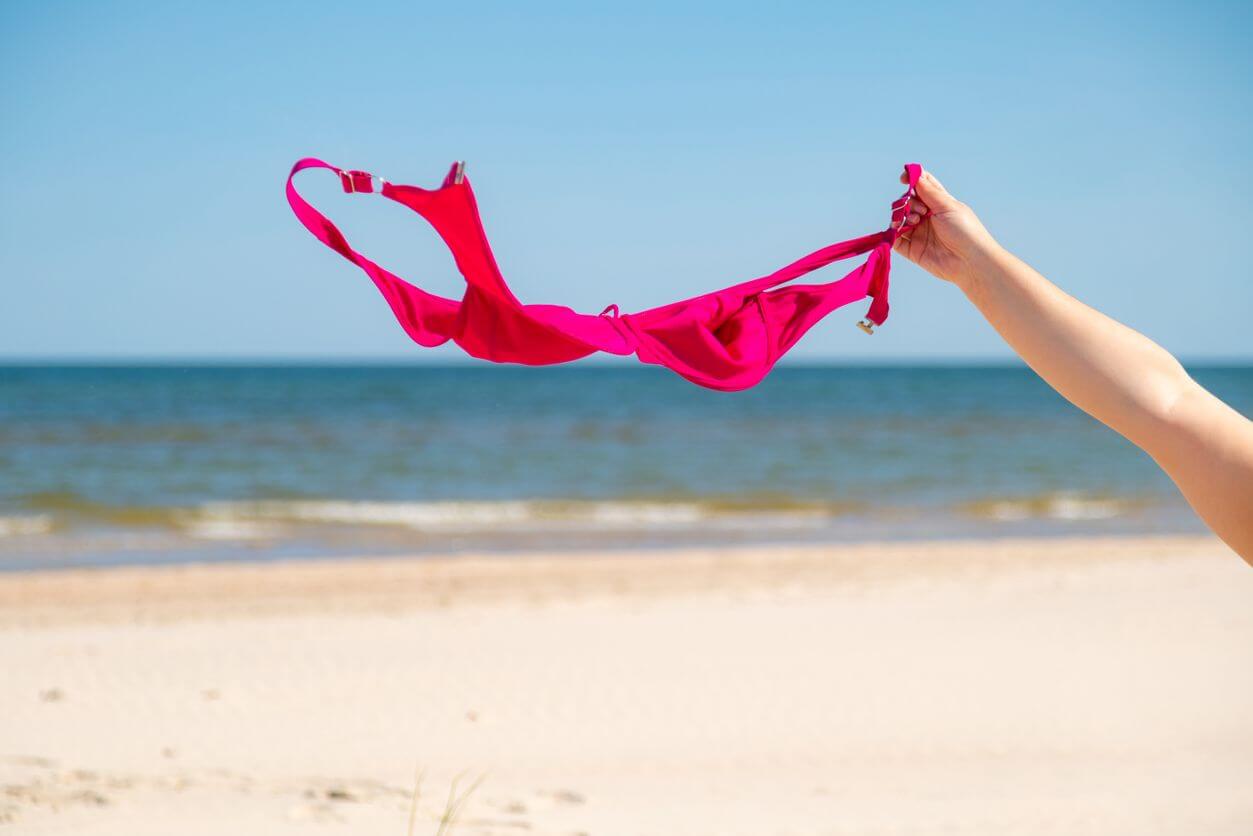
(1046, 495, 1125, 520)
(178, 517, 285, 541)
(0, 514, 54, 536)
(971, 492, 1129, 522)
(184, 499, 827, 535)
(10, 492, 1145, 547)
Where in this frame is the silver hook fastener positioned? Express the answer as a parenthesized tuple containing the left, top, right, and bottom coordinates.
(340, 170, 388, 194)
(892, 195, 917, 232)
(453, 161, 466, 185)
(892, 174, 920, 231)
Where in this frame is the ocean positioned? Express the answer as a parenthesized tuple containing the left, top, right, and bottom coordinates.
(2, 364, 1249, 570)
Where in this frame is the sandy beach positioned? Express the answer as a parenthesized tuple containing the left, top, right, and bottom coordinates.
(2, 535, 1251, 835)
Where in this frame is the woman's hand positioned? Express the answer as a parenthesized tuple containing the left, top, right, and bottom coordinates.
(892, 169, 1000, 286)
(895, 165, 1253, 563)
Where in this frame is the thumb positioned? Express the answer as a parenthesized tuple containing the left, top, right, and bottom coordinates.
(913, 169, 961, 212)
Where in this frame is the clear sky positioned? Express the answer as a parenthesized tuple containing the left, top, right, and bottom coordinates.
(2, 0, 1250, 362)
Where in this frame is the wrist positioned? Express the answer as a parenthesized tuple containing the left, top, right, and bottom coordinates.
(951, 235, 1008, 294)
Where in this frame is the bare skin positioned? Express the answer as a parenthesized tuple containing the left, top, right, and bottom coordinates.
(893, 169, 1253, 565)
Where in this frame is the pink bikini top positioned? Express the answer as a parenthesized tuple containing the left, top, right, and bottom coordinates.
(286, 159, 921, 391)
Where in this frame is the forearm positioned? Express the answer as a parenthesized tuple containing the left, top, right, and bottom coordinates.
(953, 243, 1196, 452)
(894, 167, 1252, 560)
(953, 243, 1253, 561)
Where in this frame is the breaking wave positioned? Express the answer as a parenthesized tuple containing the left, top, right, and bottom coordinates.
(963, 492, 1138, 522)
(180, 498, 837, 538)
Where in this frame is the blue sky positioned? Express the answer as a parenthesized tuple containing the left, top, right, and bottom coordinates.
(2, 0, 1250, 361)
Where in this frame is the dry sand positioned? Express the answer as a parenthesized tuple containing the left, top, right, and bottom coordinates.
(2, 535, 1251, 835)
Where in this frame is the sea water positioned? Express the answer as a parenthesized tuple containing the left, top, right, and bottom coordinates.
(2, 364, 1249, 569)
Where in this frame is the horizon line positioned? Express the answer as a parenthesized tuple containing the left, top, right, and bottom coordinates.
(3, 357, 1252, 369)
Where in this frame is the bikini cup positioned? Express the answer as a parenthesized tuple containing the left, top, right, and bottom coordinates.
(286, 159, 921, 391)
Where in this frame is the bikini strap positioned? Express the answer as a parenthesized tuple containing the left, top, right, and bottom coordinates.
(286, 157, 468, 349)
(858, 163, 922, 333)
(889, 163, 922, 240)
(285, 157, 371, 264)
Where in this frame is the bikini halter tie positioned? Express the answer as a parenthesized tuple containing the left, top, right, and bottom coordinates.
(286, 159, 922, 392)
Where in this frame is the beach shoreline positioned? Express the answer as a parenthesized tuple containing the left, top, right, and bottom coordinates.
(8, 364, 1250, 574)
(3, 534, 1251, 834)
(0, 534, 1231, 626)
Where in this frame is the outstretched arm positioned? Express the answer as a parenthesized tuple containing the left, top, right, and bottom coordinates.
(893, 169, 1253, 564)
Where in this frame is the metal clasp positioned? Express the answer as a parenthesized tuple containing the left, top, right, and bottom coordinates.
(857, 319, 875, 335)
(340, 170, 387, 194)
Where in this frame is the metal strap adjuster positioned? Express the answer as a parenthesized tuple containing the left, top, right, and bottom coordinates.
(340, 169, 387, 194)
